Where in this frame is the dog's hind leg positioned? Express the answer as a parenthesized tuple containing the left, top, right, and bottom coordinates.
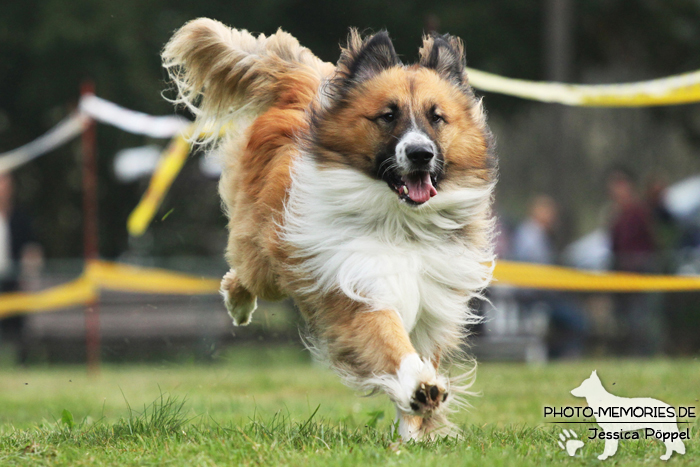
(598, 437, 618, 460)
(661, 435, 685, 460)
(220, 269, 257, 326)
(672, 437, 686, 457)
(661, 443, 672, 461)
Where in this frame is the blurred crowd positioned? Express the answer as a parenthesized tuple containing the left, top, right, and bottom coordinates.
(494, 167, 695, 359)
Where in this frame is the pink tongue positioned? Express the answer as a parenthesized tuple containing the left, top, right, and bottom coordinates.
(403, 172, 437, 203)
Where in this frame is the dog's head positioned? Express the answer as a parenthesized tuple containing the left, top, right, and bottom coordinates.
(571, 370, 602, 398)
(310, 29, 495, 206)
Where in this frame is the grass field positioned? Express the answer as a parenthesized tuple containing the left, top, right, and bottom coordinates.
(0, 346, 698, 466)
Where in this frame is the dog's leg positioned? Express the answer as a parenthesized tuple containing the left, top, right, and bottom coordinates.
(661, 430, 686, 460)
(394, 408, 424, 440)
(674, 436, 686, 456)
(661, 441, 673, 461)
(220, 269, 257, 326)
(394, 405, 453, 441)
(598, 436, 618, 460)
(326, 308, 448, 440)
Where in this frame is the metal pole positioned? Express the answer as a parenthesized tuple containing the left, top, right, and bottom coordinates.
(81, 81, 100, 374)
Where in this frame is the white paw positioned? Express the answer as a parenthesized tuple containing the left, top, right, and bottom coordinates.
(393, 354, 448, 415)
(557, 429, 584, 456)
(222, 289, 257, 326)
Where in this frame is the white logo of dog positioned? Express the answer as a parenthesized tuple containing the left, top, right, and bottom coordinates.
(571, 370, 686, 461)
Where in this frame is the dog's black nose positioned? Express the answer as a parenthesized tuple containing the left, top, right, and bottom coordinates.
(406, 145, 434, 165)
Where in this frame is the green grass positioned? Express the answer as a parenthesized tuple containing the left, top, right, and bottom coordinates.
(0, 346, 698, 466)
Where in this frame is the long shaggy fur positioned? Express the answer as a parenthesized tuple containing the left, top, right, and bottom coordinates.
(162, 18, 333, 138)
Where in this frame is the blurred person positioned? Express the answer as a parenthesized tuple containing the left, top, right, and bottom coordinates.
(512, 195, 557, 264)
(607, 167, 662, 355)
(511, 195, 588, 359)
(645, 174, 679, 273)
(0, 172, 43, 365)
(608, 168, 657, 272)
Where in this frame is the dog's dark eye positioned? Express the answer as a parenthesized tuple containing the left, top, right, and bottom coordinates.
(379, 112, 396, 123)
(431, 113, 445, 124)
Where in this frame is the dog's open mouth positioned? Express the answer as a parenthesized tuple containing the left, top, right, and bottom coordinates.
(388, 171, 438, 205)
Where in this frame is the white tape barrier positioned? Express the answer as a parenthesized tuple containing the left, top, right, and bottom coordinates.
(0, 112, 89, 174)
(466, 68, 700, 106)
(0, 95, 191, 174)
(79, 95, 189, 138)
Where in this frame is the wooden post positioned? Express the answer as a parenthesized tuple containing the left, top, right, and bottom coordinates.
(544, 0, 575, 248)
(81, 81, 100, 374)
(544, 0, 573, 83)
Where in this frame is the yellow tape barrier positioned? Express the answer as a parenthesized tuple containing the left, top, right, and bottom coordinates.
(3, 260, 700, 319)
(86, 260, 219, 294)
(494, 261, 700, 292)
(0, 277, 96, 318)
(466, 68, 700, 107)
(127, 124, 231, 237)
(127, 133, 191, 236)
(0, 260, 219, 319)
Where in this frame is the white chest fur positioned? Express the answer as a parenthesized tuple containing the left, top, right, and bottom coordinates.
(282, 156, 494, 354)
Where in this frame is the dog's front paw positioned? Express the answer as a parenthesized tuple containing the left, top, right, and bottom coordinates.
(391, 354, 449, 416)
(409, 381, 447, 415)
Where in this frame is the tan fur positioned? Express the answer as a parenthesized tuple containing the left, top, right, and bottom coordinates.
(163, 21, 495, 440)
(163, 18, 334, 137)
(312, 300, 416, 376)
(314, 66, 492, 181)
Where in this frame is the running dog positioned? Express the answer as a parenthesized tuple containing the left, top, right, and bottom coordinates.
(162, 19, 496, 440)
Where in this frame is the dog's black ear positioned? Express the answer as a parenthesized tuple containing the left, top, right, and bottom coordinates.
(419, 33, 466, 86)
(338, 29, 400, 85)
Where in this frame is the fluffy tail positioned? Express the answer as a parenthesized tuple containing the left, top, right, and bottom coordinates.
(162, 18, 332, 137)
